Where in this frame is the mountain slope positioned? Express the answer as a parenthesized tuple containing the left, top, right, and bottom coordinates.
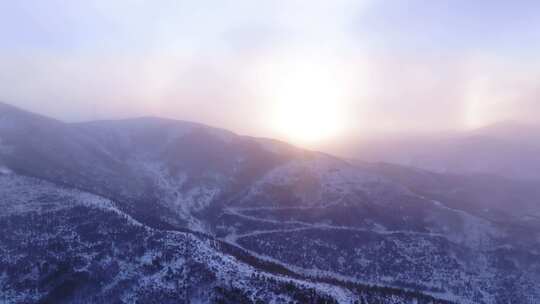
(0, 171, 453, 304)
(1, 102, 539, 303)
(333, 122, 540, 181)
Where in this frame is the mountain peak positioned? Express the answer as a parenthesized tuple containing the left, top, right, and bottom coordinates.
(0, 102, 64, 130)
(472, 120, 540, 141)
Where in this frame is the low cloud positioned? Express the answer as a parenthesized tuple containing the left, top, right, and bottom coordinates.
(0, 0, 539, 143)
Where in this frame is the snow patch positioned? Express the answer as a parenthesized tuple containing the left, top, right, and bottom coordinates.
(0, 166, 12, 175)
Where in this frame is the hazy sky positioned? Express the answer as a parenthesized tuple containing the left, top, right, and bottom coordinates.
(1, 0, 539, 146)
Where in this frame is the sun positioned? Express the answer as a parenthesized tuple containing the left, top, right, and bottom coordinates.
(256, 54, 354, 145)
(271, 74, 347, 144)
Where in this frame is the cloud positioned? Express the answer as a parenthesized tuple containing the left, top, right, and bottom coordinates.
(462, 54, 540, 128)
(0, 0, 539, 143)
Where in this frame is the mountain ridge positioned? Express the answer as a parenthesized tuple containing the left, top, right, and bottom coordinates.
(1, 101, 539, 303)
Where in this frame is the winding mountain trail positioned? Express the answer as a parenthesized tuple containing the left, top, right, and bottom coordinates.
(223, 207, 446, 243)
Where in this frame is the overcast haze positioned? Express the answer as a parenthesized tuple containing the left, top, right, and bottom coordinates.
(1, 0, 539, 147)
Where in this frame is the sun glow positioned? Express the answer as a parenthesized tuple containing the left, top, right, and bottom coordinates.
(257, 54, 355, 145)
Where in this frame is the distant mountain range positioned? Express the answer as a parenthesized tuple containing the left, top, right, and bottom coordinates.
(329, 122, 540, 181)
(1, 102, 539, 303)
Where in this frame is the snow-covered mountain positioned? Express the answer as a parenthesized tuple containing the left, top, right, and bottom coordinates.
(1, 102, 539, 303)
(331, 122, 540, 181)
